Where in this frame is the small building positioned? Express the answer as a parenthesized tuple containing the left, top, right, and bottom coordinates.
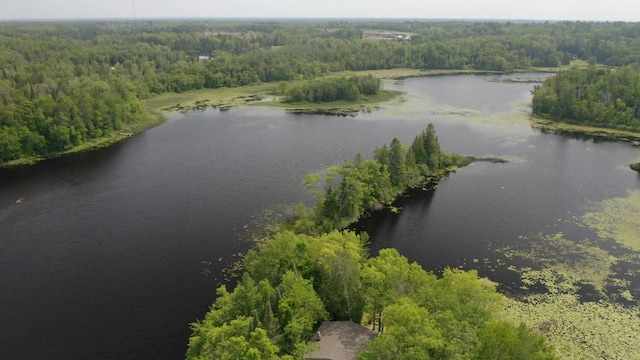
(305, 321, 377, 360)
(198, 55, 210, 61)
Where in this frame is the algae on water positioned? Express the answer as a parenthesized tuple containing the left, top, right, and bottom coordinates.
(503, 294, 640, 360)
(494, 190, 640, 360)
(580, 190, 640, 251)
(498, 233, 615, 296)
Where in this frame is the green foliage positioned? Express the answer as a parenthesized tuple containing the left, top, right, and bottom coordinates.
(244, 231, 318, 285)
(532, 64, 640, 131)
(304, 157, 393, 231)
(283, 75, 381, 103)
(361, 249, 438, 313)
(186, 317, 279, 360)
(388, 138, 406, 188)
(357, 250, 555, 360)
(314, 231, 368, 322)
(359, 298, 444, 360)
(186, 278, 281, 360)
(430, 269, 503, 329)
(475, 322, 558, 360)
(297, 124, 470, 232)
(188, 258, 329, 358)
(191, 229, 558, 359)
(277, 271, 328, 352)
(244, 230, 367, 322)
(6, 20, 640, 165)
(425, 123, 441, 172)
(631, 162, 640, 172)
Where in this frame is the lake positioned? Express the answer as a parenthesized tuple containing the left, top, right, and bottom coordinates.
(1, 73, 638, 359)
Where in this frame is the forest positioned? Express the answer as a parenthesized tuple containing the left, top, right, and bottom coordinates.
(187, 125, 557, 359)
(4, 20, 640, 164)
(532, 63, 640, 130)
(283, 74, 382, 103)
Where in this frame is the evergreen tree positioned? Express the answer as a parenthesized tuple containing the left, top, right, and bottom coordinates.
(374, 144, 390, 167)
(411, 133, 428, 166)
(425, 123, 441, 172)
(388, 137, 406, 188)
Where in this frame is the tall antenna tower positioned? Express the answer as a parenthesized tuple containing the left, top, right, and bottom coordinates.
(132, 0, 136, 20)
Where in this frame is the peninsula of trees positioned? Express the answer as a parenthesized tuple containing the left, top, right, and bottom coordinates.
(294, 123, 470, 233)
(531, 64, 640, 175)
(187, 125, 557, 359)
(5, 20, 640, 165)
(532, 64, 640, 131)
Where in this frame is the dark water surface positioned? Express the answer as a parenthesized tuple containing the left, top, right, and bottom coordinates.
(1, 73, 639, 359)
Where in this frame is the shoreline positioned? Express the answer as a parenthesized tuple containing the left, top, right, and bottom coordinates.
(0, 106, 168, 169)
(145, 67, 558, 115)
(530, 116, 640, 172)
(530, 116, 640, 146)
(1, 67, 557, 169)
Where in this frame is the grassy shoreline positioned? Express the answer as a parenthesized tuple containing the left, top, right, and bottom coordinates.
(264, 89, 402, 116)
(1, 107, 167, 169)
(2, 67, 554, 168)
(145, 68, 559, 115)
(531, 116, 640, 172)
(144, 68, 490, 114)
(530, 116, 640, 146)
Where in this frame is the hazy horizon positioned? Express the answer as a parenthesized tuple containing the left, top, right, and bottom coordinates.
(2, 0, 638, 22)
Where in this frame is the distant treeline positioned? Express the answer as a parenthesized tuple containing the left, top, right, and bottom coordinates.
(283, 75, 382, 103)
(187, 125, 557, 360)
(4, 20, 640, 164)
(532, 64, 640, 130)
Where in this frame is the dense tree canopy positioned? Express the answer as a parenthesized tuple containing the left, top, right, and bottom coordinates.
(283, 75, 382, 103)
(4, 20, 640, 164)
(532, 64, 640, 130)
(189, 231, 558, 360)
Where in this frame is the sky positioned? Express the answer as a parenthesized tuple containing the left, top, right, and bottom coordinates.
(1, 0, 639, 22)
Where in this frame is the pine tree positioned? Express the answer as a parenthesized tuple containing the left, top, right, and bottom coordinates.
(425, 123, 441, 172)
(388, 137, 406, 189)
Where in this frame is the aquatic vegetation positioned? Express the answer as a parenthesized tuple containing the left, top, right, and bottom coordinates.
(503, 294, 640, 360)
(498, 233, 615, 296)
(580, 190, 640, 251)
(499, 233, 640, 358)
(530, 117, 640, 146)
(495, 190, 640, 359)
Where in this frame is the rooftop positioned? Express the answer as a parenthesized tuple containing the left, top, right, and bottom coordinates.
(305, 321, 377, 360)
